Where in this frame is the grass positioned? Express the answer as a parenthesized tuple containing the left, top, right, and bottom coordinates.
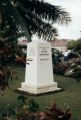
(0, 65, 81, 120)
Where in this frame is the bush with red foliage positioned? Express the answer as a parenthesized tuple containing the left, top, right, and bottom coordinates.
(17, 99, 72, 120)
(39, 100, 71, 120)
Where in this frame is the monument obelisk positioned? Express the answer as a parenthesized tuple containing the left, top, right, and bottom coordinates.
(19, 41, 60, 94)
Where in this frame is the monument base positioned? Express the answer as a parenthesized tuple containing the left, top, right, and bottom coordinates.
(18, 82, 61, 94)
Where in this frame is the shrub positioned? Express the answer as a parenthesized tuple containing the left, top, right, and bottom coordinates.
(53, 63, 69, 75)
(0, 98, 72, 120)
(39, 100, 71, 120)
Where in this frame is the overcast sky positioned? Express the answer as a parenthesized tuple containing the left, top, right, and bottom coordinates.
(44, 0, 81, 40)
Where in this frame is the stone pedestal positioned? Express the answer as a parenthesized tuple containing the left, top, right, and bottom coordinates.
(19, 41, 60, 94)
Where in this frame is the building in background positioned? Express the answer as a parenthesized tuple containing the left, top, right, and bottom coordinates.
(50, 39, 69, 52)
(18, 39, 69, 53)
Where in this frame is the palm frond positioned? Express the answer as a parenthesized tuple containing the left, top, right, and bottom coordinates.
(15, 0, 71, 24)
(16, 5, 58, 40)
(1, 0, 31, 41)
(1, 0, 71, 41)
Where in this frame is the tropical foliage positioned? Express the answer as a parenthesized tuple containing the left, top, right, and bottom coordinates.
(0, 0, 71, 92)
(0, 0, 71, 41)
(67, 38, 81, 53)
(52, 48, 63, 65)
(67, 40, 76, 50)
(0, 98, 71, 120)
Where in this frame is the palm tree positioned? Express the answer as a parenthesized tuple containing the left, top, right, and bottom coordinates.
(0, 0, 71, 94)
(0, 0, 71, 41)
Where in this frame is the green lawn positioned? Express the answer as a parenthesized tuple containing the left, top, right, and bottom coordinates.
(0, 65, 81, 120)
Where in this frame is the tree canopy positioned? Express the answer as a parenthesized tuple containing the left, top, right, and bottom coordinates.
(0, 0, 71, 41)
(67, 38, 81, 53)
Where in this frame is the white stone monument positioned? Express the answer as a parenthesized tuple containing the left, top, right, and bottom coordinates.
(19, 41, 60, 94)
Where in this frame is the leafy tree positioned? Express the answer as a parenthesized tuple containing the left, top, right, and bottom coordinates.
(67, 40, 76, 50)
(67, 38, 81, 54)
(75, 38, 81, 51)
